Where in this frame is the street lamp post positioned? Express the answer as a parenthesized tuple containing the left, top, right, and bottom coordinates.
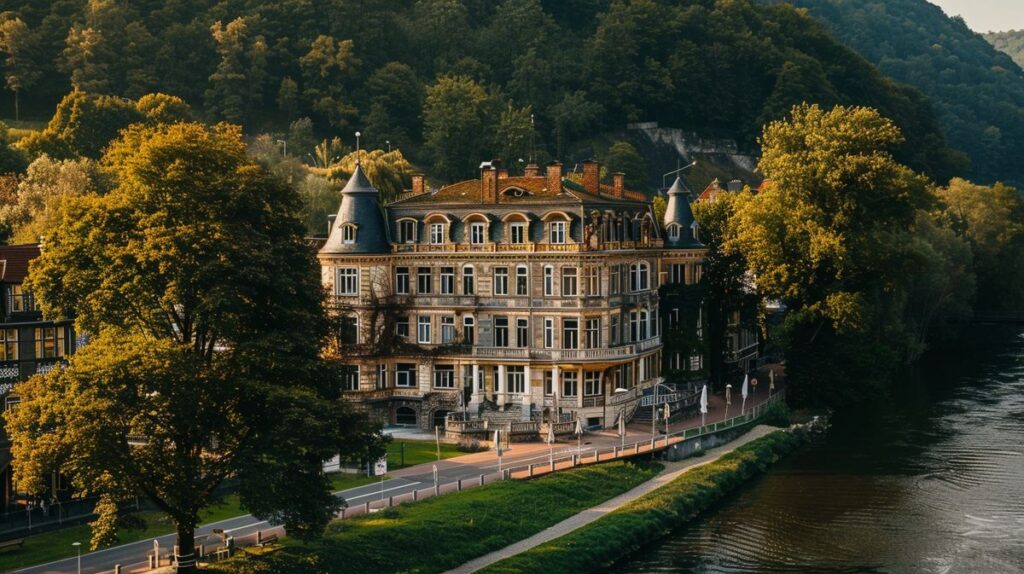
(613, 387, 628, 449)
(725, 384, 732, 423)
(72, 541, 81, 574)
(276, 139, 287, 157)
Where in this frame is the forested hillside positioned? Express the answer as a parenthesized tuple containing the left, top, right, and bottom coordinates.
(775, 0, 1024, 187)
(986, 30, 1024, 69)
(0, 0, 962, 183)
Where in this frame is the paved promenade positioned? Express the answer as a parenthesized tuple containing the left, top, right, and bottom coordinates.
(446, 424, 780, 574)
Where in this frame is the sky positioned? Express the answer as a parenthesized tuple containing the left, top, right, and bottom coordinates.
(929, 0, 1024, 32)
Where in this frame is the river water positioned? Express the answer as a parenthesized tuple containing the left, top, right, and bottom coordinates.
(615, 326, 1024, 573)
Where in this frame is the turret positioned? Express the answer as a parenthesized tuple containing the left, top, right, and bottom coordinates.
(319, 164, 391, 254)
(663, 176, 702, 248)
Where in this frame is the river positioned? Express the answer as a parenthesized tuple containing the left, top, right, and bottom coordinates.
(614, 326, 1024, 573)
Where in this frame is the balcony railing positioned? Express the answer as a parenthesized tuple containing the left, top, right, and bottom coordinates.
(391, 240, 664, 255)
(469, 337, 661, 362)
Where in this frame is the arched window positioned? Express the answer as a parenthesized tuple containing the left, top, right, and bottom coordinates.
(502, 213, 531, 244)
(667, 224, 680, 240)
(462, 265, 475, 295)
(629, 262, 650, 292)
(342, 224, 357, 244)
(397, 218, 418, 243)
(424, 213, 451, 244)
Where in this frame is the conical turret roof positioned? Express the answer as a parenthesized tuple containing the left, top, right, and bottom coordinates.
(320, 164, 391, 254)
(663, 176, 702, 248)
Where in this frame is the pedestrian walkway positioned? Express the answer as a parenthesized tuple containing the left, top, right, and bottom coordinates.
(444, 424, 779, 574)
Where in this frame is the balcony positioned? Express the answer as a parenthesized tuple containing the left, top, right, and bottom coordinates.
(344, 387, 424, 401)
(391, 240, 665, 255)
(469, 337, 660, 362)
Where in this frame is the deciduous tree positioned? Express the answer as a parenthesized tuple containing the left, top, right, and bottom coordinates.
(6, 123, 385, 571)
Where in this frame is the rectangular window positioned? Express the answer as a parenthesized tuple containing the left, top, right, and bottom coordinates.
(506, 366, 525, 394)
(11, 285, 37, 312)
(516, 266, 528, 296)
(1, 328, 17, 361)
(377, 364, 388, 389)
(463, 365, 475, 390)
(440, 267, 454, 295)
(395, 267, 410, 294)
(396, 363, 416, 387)
(544, 317, 554, 349)
(342, 225, 356, 244)
(433, 365, 455, 388)
(670, 264, 684, 285)
(584, 372, 601, 396)
(630, 311, 639, 343)
(562, 319, 579, 350)
(550, 221, 566, 244)
(399, 220, 416, 243)
(35, 326, 65, 359)
(494, 267, 509, 296)
(470, 222, 485, 244)
(430, 223, 445, 244)
(544, 371, 554, 396)
(510, 222, 526, 244)
(630, 263, 649, 291)
(610, 265, 621, 295)
(611, 315, 620, 346)
(516, 318, 529, 348)
(494, 317, 509, 347)
(561, 267, 578, 297)
(562, 371, 578, 397)
(336, 268, 358, 296)
(441, 316, 455, 344)
(669, 225, 680, 240)
(341, 365, 359, 391)
(694, 263, 704, 283)
(544, 266, 554, 296)
(585, 318, 600, 349)
(463, 316, 475, 344)
(463, 266, 475, 295)
(396, 317, 410, 339)
(418, 316, 431, 344)
(585, 266, 600, 297)
(338, 315, 358, 345)
(417, 267, 432, 294)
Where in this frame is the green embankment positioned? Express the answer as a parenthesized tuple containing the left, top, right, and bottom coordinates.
(481, 430, 805, 573)
(208, 460, 662, 574)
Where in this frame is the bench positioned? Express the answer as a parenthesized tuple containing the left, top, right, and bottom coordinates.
(0, 538, 24, 552)
(256, 533, 278, 547)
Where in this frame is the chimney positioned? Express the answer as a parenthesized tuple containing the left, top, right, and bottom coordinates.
(327, 214, 337, 236)
(524, 163, 540, 177)
(546, 161, 562, 193)
(582, 159, 600, 195)
(412, 174, 424, 196)
(481, 164, 498, 203)
(612, 172, 625, 198)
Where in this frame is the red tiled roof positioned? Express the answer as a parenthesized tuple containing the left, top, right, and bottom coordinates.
(0, 244, 40, 284)
(393, 175, 641, 206)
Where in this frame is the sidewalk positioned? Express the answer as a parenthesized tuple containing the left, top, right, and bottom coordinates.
(445, 424, 780, 574)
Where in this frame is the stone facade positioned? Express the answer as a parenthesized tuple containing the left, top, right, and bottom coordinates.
(318, 161, 709, 430)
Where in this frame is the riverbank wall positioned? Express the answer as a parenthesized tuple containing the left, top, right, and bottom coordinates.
(480, 420, 827, 574)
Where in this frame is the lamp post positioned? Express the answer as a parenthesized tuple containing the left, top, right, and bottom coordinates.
(614, 387, 628, 449)
(276, 139, 287, 157)
(72, 541, 81, 574)
(725, 383, 732, 422)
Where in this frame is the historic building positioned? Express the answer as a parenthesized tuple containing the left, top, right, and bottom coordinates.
(0, 244, 77, 509)
(318, 160, 708, 431)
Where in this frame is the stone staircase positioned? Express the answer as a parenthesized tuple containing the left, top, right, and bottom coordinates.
(481, 404, 525, 426)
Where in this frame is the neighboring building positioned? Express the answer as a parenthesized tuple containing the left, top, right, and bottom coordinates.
(0, 244, 77, 509)
(318, 160, 710, 431)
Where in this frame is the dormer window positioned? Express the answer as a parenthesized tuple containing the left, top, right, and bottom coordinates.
(430, 223, 445, 244)
(668, 224, 680, 240)
(690, 221, 700, 241)
(470, 222, 485, 244)
(398, 219, 417, 243)
(342, 224, 357, 244)
(510, 222, 526, 244)
(550, 221, 566, 244)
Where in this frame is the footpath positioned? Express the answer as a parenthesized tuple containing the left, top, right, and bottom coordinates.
(445, 424, 779, 574)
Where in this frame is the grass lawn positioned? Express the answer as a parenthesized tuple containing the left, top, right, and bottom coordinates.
(0, 472, 381, 572)
(209, 459, 663, 574)
(480, 431, 804, 573)
(387, 438, 465, 469)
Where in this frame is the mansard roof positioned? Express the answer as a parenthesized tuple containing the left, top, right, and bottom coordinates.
(390, 175, 645, 207)
(0, 244, 40, 284)
(319, 165, 391, 255)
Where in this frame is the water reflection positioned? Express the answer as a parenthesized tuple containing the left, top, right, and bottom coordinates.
(614, 327, 1024, 574)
